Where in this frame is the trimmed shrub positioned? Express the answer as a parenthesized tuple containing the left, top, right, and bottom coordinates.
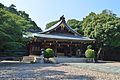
(87, 45, 92, 49)
(44, 48, 54, 58)
(85, 49, 95, 58)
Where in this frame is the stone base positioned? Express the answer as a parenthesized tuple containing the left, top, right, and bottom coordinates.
(56, 57, 95, 63)
(22, 56, 36, 63)
(44, 58, 57, 63)
(22, 55, 45, 63)
(86, 58, 95, 63)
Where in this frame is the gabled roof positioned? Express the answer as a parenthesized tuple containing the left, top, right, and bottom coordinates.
(34, 15, 95, 42)
(34, 33, 95, 42)
(40, 15, 80, 36)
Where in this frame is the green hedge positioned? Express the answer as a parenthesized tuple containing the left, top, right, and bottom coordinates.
(44, 48, 54, 58)
(85, 49, 95, 58)
(87, 45, 92, 49)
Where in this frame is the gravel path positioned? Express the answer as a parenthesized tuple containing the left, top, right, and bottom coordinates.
(64, 62, 120, 75)
(0, 62, 120, 80)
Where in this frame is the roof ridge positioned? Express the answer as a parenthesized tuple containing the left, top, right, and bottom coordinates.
(40, 16, 81, 36)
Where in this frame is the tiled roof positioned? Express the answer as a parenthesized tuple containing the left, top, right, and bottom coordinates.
(34, 16, 95, 42)
(40, 16, 80, 36)
(34, 33, 95, 41)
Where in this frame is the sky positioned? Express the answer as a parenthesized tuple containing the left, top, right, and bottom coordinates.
(1, 0, 120, 30)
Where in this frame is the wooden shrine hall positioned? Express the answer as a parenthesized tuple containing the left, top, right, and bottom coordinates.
(27, 15, 95, 57)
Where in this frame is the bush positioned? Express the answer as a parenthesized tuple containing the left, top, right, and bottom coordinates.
(85, 49, 95, 58)
(2, 42, 25, 51)
(87, 45, 92, 49)
(44, 48, 54, 58)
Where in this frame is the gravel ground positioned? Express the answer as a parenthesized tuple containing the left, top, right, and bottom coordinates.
(64, 62, 120, 75)
(0, 62, 120, 80)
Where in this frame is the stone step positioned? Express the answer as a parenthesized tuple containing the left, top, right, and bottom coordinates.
(22, 56, 44, 63)
(22, 56, 36, 63)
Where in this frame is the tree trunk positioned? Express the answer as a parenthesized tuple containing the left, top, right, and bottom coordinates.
(97, 47, 102, 60)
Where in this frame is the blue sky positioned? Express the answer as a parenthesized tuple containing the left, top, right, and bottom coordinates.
(1, 0, 120, 30)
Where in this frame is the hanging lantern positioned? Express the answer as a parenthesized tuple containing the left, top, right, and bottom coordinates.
(50, 43, 52, 46)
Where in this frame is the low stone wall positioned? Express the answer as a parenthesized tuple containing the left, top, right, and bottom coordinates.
(0, 57, 22, 61)
(56, 57, 94, 63)
(21, 56, 94, 63)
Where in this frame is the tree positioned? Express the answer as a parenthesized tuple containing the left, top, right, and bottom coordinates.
(18, 11, 29, 20)
(0, 3, 4, 8)
(18, 11, 42, 32)
(67, 19, 83, 34)
(0, 3, 42, 52)
(0, 8, 31, 41)
(45, 20, 59, 29)
(82, 10, 120, 59)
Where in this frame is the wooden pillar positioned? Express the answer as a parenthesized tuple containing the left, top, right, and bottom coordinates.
(76, 43, 79, 57)
(29, 45, 32, 55)
(70, 45, 72, 57)
(42, 40, 45, 49)
(80, 42, 83, 56)
(81, 42, 83, 57)
(27, 43, 32, 56)
(29, 42, 33, 55)
(55, 41, 57, 57)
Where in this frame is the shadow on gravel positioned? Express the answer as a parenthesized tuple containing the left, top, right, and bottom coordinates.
(0, 69, 96, 80)
(95, 60, 116, 63)
(0, 62, 58, 67)
(45, 74, 96, 80)
(39, 70, 95, 80)
(0, 63, 96, 80)
(40, 70, 95, 80)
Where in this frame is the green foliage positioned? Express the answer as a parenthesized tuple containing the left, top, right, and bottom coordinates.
(82, 10, 120, 47)
(0, 3, 4, 8)
(0, 52, 18, 57)
(0, 31, 13, 42)
(67, 19, 83, 35)
(44, 48, 54, 58)
(0, 3, 41, 52)
(2, 42, 25, 51)
(45, 20, 59, 29)
(85, 49, 95, 58)
(87, 45, 92, 49)
(67, 19, 80, 29)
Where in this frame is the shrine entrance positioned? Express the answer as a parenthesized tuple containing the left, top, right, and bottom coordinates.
(27, 16, 95, 57)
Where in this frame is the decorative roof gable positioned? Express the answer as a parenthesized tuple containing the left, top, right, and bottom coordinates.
(40, 15, 81, 36)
